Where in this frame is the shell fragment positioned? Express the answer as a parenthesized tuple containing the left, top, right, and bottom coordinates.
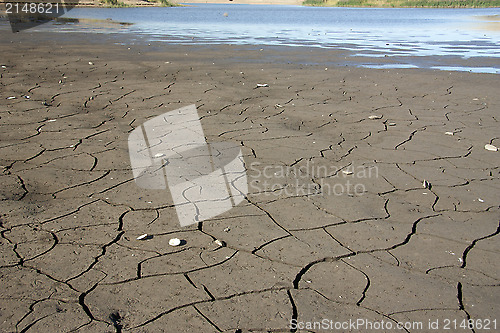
(169, 238, 181, 246)
(256, 83, 269, 87)
(368, 115, 383, 120)
(137, 234, 148, 240)
(484, 144, 498, 152)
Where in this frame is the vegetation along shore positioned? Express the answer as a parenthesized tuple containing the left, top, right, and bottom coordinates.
(71, 0, 500, 7)
(303, 0, 500, 7)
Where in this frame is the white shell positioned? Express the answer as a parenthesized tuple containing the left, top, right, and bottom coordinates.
(388, 122, 396, 126)
(445, 132, 454, 135)
(136, 234, 148, 240)
(368, 115, 383, 120)
(154, 153, 165, 158)
(169, 238, 181, 246)
(7, 96, 16, 100)
(342, 170, 353, 175)
(88, 61, 94, 65)
(478, 198, 484, 202)
(484, 144, 498, 152)
(422, 180, 430, 189)
(214, 239, 224, 247)
(256, 83, 269, 87)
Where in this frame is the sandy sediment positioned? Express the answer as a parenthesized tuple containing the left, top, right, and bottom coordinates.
(0, 31, 499, 332)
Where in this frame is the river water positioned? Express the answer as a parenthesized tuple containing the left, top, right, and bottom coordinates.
(2, 4, 500, 73)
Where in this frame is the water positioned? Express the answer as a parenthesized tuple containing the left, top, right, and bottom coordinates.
(2, 4, 500, 73)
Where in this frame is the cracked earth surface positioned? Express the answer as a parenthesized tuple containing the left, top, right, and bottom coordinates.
(0, 35, 499, 332)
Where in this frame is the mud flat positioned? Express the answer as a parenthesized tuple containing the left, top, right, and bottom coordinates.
(0, 31, 499, 332)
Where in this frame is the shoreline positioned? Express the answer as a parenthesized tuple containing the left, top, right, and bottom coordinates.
(1, 27, 498, 74)
(96, 0, 500, 7)
(1, 13, 498, 74)
(6, 0, 497, 7)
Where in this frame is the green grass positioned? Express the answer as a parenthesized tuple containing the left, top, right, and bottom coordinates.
(155, 0, 181, 6)
(303, 0, 500, 7)
(399, 0, 500, 7)
(101, 0, 130, 7)
(100, 0, 180, 7)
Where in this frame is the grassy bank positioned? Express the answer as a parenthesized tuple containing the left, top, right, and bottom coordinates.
(303, 0, 500, 7)
(101, 0, 130, 7)
(101, 0, 179, 7)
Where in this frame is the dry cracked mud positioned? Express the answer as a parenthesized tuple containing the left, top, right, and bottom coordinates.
(0, 34, 499, 332)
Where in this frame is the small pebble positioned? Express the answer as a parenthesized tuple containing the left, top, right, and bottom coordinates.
(169, 238, 181, 246)
(445, 131, 454, 135)
(88, 61, 94, 65)
(214, 239, 224, 247)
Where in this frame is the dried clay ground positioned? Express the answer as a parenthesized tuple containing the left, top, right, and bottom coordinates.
(0, 32, 499, 332)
